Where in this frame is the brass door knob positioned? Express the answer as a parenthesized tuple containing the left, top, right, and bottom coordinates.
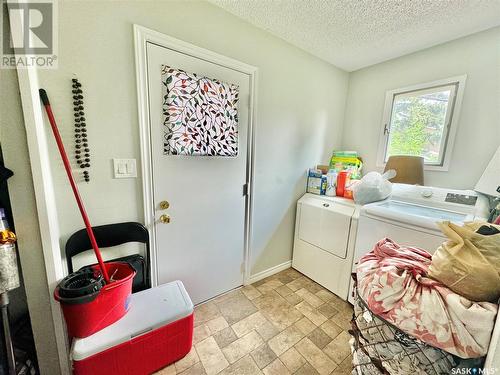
(159, 200, 170, 210)
(159, 214, 171, 224)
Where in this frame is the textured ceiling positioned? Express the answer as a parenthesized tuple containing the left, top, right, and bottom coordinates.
(208, 0, 500, 71)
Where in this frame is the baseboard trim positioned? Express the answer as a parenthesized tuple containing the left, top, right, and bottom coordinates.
(245, 260, 292, 285)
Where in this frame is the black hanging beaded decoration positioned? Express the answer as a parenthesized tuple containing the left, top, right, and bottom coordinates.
(72, 78, 91, 182)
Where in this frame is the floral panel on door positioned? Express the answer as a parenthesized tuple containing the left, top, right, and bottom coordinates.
(161, 65, 239, 156)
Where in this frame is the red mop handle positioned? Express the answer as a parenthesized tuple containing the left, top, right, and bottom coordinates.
(39, 89, 110, 284)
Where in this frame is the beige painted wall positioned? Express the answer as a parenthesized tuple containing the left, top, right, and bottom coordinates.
(342, 27, 500, 189)
(0, 70, 60, 374)
(37, 0, 348, 280)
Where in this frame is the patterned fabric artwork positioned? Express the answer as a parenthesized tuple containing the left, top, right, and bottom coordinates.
(161, 65, 239, 156)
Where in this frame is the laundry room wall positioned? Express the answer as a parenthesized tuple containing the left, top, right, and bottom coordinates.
(342, 26, 500, 189)
(36, 1, 349, 279)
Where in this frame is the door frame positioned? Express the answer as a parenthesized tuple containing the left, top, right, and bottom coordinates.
(133, 25, 258, 289)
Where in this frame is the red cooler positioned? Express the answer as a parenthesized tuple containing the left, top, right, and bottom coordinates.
(71, 281, 194, 375)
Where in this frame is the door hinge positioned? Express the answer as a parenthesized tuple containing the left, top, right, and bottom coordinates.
(243, 183, 249, 197)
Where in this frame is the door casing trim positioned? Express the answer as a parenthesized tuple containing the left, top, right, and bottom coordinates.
(133, 24, 258, 287)
(8, 1, 70, 372)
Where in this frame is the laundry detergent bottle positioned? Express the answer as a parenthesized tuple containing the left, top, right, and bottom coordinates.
(336, 171, 350, 197)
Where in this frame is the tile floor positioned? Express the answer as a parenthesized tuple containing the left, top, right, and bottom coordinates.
(156, 268, 354, 375)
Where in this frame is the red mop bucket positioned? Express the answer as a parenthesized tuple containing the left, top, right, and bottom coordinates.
(39, 89, 137, 338)
(54, 262, 136, 338)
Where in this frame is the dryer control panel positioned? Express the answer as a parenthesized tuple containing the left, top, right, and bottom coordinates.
(390, 183, 489, 220)
(445, 193, 478, 206)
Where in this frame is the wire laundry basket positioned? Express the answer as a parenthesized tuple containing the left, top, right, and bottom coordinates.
(349, 283, 463, 375)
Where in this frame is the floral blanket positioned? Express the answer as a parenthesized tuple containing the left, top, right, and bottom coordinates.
(357, 238, 498, 358)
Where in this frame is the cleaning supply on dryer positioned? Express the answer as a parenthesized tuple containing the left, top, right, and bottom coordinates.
(336, 171, 350, 197)
(329, 151, 363, 179)
(315, 165, 330, 175)
(71, 281, 194, 375)
(325, 169, 337, 197)
(307, 169, 327, 195)
(343, 179, 360, 200)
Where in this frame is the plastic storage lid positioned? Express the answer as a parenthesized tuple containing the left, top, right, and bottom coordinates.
(71, 280, 193, 360)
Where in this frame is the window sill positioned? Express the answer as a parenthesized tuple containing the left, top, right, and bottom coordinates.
(376, 161, 450, 172)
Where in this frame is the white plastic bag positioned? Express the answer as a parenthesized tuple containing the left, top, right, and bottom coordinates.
(352, 170, 396, 205)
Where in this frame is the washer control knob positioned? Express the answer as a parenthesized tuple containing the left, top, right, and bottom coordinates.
(421, 189, 433, 198)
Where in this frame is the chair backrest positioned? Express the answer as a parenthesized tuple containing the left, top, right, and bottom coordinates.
(384, 155, 424, 185)
(65, 222, 150, 289)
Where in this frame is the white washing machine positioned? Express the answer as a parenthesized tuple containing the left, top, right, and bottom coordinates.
(348, 183, 490, 303)
(292, 193, 361, 301)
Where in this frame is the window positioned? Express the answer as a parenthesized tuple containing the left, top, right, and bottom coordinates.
(378, 76, 466, 171)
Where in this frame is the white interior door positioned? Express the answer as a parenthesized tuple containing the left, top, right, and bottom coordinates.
(146, 42, 250, 304)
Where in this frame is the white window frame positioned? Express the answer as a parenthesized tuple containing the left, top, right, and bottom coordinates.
(376, 75, 467, 171)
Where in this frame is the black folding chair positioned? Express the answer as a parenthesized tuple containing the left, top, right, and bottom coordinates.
(65, 222, 151, 293)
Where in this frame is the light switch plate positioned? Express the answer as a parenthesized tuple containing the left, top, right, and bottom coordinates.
(113, 158, 137, 178)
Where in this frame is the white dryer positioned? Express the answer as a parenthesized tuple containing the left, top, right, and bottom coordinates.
(292, 193, 360, 301)
(348, 183, 490, 303)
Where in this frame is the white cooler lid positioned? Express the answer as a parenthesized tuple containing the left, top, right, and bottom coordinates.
(71, 280, 193, 361)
